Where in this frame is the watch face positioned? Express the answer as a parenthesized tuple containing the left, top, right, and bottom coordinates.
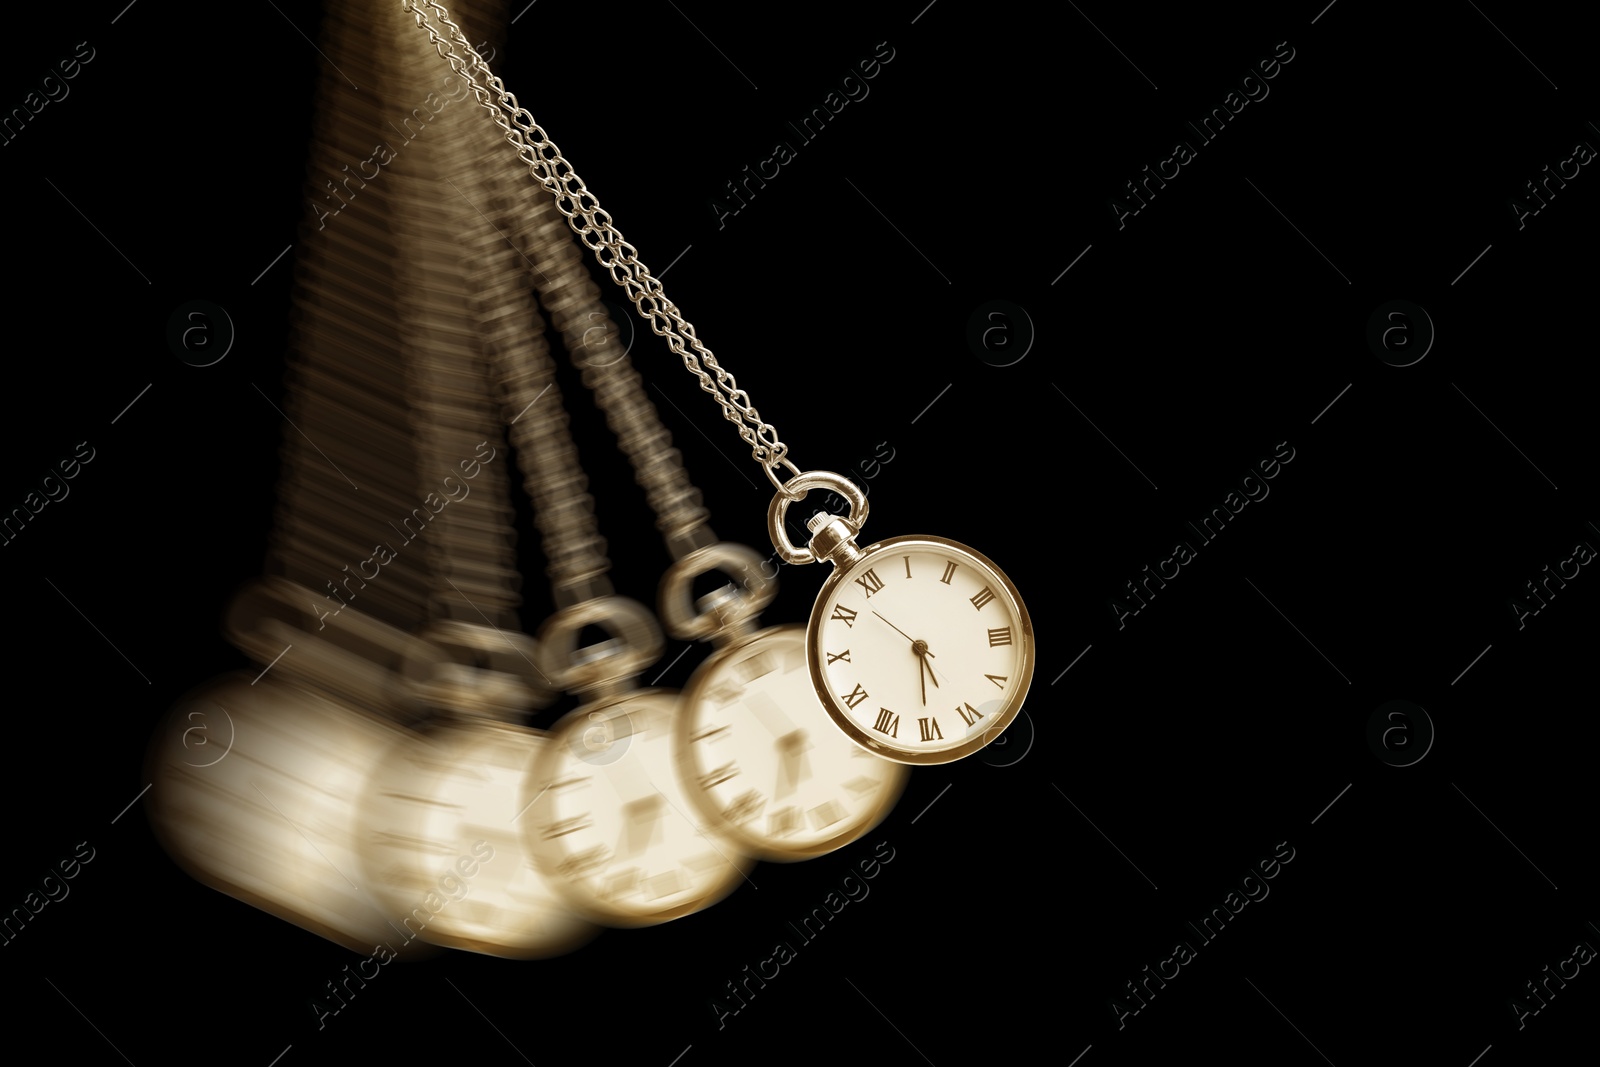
(525, 690, 753, 926)
(361, 720, 597, 959)
(809, 536, 1034, 765)
(145, 673, 422, 954)
(677, 626, 908, 861)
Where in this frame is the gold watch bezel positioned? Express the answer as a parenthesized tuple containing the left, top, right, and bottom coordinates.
(806, 534, 1035, 766)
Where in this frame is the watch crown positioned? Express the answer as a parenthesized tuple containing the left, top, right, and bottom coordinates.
(804, 514, 864, 568)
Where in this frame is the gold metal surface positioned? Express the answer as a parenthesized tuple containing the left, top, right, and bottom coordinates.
(676, 625, 907, 861)
(806, 535, 1035, 766)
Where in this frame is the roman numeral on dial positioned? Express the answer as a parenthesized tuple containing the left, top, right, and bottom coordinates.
(985, 674, 1007, 689)
(988, 626, 1013, 646)
(855, 568, 885, 597)
(698, 762, 739, 789)
(971, 587, 996, 610)
(723, 790, 764, 823)
(557, 844, 610, 878)
(831, 605, 858, 627)
(918, 717, 943, 742)
(940, 561, 957, 584)
(809, 800, 847, 829)
(826, 649, 851, 664)
(541, 815, 593, 839)
(841, 683, 869, 709)
(957, 702, 984, 726)
(706, 681, 742, 707)
(872, 708, 900, 737)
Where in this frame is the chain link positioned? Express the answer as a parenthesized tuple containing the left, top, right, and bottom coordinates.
(403, 0, 803, 496)
(389, 20, 526, 632)
(492, 134, 716, 557)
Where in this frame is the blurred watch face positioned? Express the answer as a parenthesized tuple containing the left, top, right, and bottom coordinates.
(362, 719, 595, 958)
(526, 691, 753, 925)
(678, 627, 907, 860)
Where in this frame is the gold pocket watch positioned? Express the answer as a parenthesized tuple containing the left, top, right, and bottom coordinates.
(798, 515, 1035, 765)
(524, 600, 755, 926)
(147, 579, 446, 954)
(667, 543, 908, 856)
(406, 4, 1038, 763)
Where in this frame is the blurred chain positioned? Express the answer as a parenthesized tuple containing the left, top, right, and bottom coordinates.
(403, 0, 803, 498)
(384, 0, 522, 631)
(419, 10, 615, 610)
(262, 0, 526, 643)
(268, 0, 433, 632)
(491, 140, 717, 561)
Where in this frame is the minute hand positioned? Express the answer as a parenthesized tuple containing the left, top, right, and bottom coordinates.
(872, 611, 918, 646)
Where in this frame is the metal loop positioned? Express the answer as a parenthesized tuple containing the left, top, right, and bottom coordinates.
(399, 620, 555, 717)
(223, 577, 444, 721)
(658, 542, 776, 641)
(763, 455, 803, 498)
(766, 470, 869, 566)
(533, 595, 664, 694)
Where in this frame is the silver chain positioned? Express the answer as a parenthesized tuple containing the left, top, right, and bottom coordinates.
(492, 136, 717, 560)
(403, 0, 803, 497)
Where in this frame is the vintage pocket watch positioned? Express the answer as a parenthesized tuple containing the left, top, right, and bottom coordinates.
(411, 1, 1037, 764)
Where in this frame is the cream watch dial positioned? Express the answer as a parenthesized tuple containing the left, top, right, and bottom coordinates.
(678, 626, 908, 861)
(525, 690, 752, 926)
(361, 720, 596, 958)
(146, 674, 418, 954)
(811, 537, 1033, 765)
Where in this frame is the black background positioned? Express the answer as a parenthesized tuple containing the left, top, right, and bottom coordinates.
(2, 1, 1595, 1065)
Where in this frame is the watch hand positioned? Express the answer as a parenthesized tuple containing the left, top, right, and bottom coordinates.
(922, 649, 939, 688)
(919, 655, 927, 705)
(619, 794, 665, 859)
(777, 730, 810, 799)
(872, 611, 919, 647)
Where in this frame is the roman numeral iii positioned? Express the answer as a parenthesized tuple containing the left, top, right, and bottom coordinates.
(970, 587, 996, 610)
(698, 762, 740, 789)
(855, 568, 885, 597)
